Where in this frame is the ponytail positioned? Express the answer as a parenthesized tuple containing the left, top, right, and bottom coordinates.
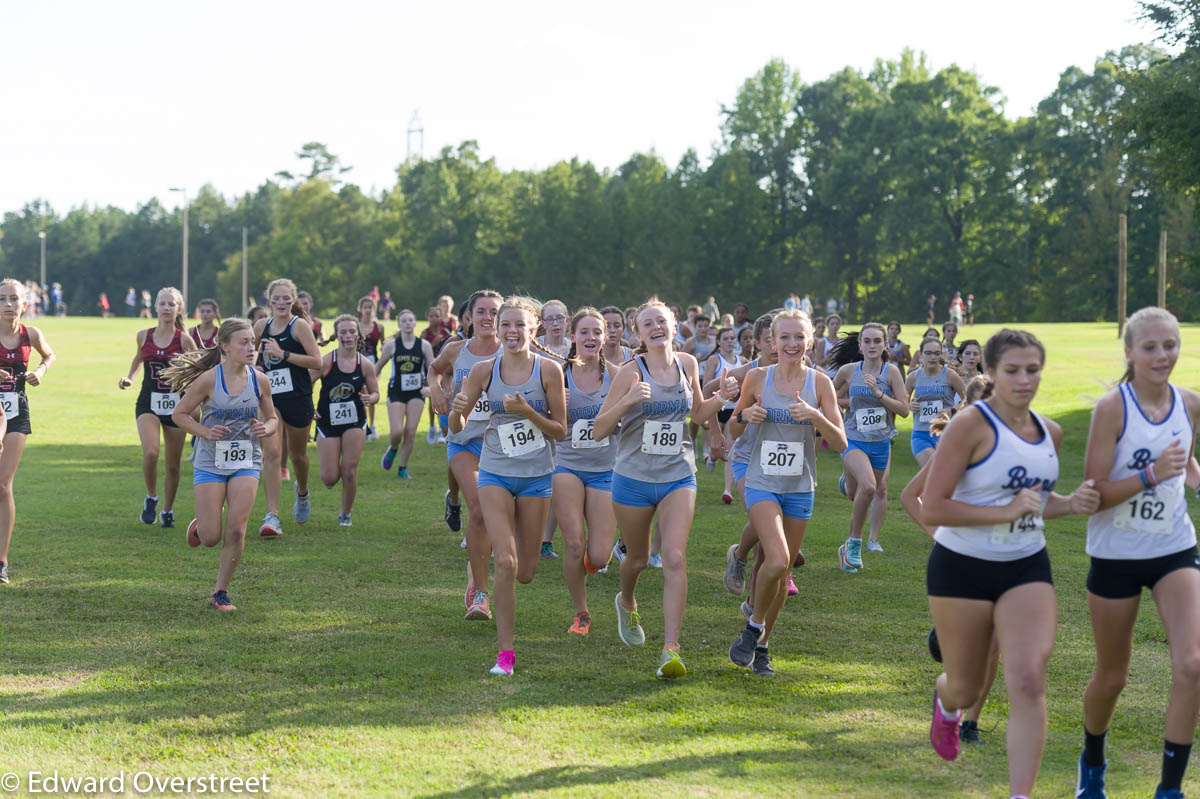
(161, 318, 253, 392)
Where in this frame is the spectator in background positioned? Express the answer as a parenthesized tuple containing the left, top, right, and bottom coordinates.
(124, 287, 137, 317)
(702, 295, 720, 321)
(139, 289, 153, 318)
(926, 294, 937, 326)
(437, 295, 457, 334)
(948, 291, 964, 326)
(368, 285, 380, 305)
(732, 303, 751, 339)
(826, 296, 838, 317)
(379, 290, 395, 321)
(98, 292, 112, 318)
(800, 294, 813, 315)
(784, 293, 798, 311)
(966, 293, 975, 325)
(51, 283, 65, 317)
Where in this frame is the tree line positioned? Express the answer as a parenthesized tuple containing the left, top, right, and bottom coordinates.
(1, 41, 1196, 323)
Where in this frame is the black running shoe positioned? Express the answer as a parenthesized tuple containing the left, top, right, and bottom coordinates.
(751, 647, 775, 677)
(959, 720, 981, 744)
(140, 496, 158, 525)
(444, 490, 461, 533)
(927, 625, 942, 663)
(729, 625, 759, 667)
(0, 561, 8, 584)
(161, 510, 175, 529)
(210, 590, 237, 611)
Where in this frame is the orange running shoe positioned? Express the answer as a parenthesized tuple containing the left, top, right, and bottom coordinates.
(568, 612, 591, 635)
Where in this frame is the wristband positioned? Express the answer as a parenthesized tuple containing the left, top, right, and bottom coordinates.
(736, 411, 744, 424)
(282, 351, 290, 363)
(1139, 465, 1159, 489)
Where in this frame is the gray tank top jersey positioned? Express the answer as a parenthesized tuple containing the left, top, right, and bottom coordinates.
(447, 339, 496, 445)
(479, 355, 555, 477)
(730, 359, 760, 465)
(556, 364, 616, 473)
(746, 365, 819, 493)
(911, 366, 955, 433)
(193, 364, 263, 474)
(844, 361, 896, 443)
(692, 336, 717, 362)
(615, 355, 696, 482)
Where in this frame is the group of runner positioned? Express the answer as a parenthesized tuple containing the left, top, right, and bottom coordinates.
(0, 277, 1195, 798)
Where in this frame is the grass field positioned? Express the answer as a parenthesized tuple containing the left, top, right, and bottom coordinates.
(2, 318, 1198, 798)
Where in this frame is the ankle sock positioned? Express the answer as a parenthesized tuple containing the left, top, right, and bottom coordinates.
(1083, 728, 1107, 767)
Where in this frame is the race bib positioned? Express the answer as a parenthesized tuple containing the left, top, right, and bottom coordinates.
(328, 401, 358, 426)
(266, 369, 294, 395)
(214, 440, 253, 469)
(499, 419, 545, 457)
(855, 406, 887, 432)
(759, 440, 804, 476)
(918, 400, 943, 424)
(571, 418, 608, 449)
(0, 392, 18, 420)
(151, 392, 180, 415)
(641, 421, 684, 455)
(467, 396, 492, 423)
(400, 372, 422, 391)
(1114, 483, 1177, 535)
(990, 512, 1045, 547)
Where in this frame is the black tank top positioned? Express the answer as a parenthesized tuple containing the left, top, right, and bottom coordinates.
(389, 335, 427, 392)
(317, 350, 366, 427)
(261, 316, 313, 399)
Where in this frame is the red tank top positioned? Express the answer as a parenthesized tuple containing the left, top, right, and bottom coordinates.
(141, 328, 184, 392)
(0, 325, 31, 392)
(189, 326, 216, 348)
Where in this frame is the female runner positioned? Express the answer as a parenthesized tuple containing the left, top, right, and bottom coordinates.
(831, 323, 909, 568)
(449, 296, 566, 675)
(553, 308, 619, 635)
(955, 339, 984, 379)
(535, 299, 571, 559)
(703, 326, 745, 500)
(905, 336, 967, 468)
(377, 309, 434, 479)
(313, 315, 380, 526)
(0, 279, 54, 584)
(941, 321, 960, 363)
(921, 329, 1099, 797)
(815, 313, 842, 373)
(355, 296, 384, 440)
(189, 299, 220, 348)
(118, 287, 195, 528)
(253, 278, 322, 537)
(429, 290, 503, 620)
(887, 320, 911, 378)
(725, 310, 845, 676)
(593, 300, 738, 679)
(422, 305, 450, 444)
(165, 318, 276, 611)
(1076, 307, 1200, 799)
(298, 292, 323, 345)
(599, 306, 633, 364)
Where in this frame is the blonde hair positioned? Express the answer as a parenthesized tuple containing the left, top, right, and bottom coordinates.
(964, 374, 993, 404)
(500, 295, 574, 363)
(631, 299, 677, 356)
(162, 318, 254, 391)
(0, 279, 26, 313)
(770, 309, 813, 341)
(331, 313, 361, 349)
(265, 278, 308, 322)
(1122, 306, 1181, 383)
(157, 287, 186, 331)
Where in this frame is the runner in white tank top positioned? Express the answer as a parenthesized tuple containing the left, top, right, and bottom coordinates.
(1076, 307, 1200, 797)
(920, 329, 1099, 793)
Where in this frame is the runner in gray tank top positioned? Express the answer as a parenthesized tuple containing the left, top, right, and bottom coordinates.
(448, 296, 566, 677)
(427, 290, 503, 624)
(552, 309, 621, 636)
(723, 311, 846, 675)
(593, 300, 737, 680)
(831, 322, 910, 571)
(905, 336, 967, 467)
(164, 318, 278, 613)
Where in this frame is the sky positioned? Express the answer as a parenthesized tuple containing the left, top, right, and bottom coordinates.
(1, 0, 1160, 215)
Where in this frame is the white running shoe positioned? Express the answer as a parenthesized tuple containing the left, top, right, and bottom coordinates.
(425, 428, 437, 445)
(293, 481, 311, 524)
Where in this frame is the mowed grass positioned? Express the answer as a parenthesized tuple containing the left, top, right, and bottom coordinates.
(2, 317, 1198, 798)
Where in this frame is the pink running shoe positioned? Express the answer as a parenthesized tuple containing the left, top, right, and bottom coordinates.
(929, 690, 961, 761)
(786, 573, 798, 596)
(489, 650, 515, 676)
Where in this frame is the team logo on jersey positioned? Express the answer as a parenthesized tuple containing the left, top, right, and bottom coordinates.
(1000, 466, 1057, 494)
(1127, 448, 1155, 471)
(329, 382, 357, 402)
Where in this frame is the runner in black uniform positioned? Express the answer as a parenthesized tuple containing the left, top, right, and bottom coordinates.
(378, 309, 435, 479)
(314, 315, 379, 526)
(119, 287, 195, 529)
(356, 296, 384, 441)
(0, 278, 55, 584)
(253, 278, 322, 538)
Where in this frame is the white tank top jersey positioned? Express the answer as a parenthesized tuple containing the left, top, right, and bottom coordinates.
(933, 401, 1059, 562)
(1087, 383, 1197, 559)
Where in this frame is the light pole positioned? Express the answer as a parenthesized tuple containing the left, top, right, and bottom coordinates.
(37, 232, 46, 288)
(230, 226, 248, 313)
(169, 187, 189, 309)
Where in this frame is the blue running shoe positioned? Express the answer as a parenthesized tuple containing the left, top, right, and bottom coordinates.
(838, 473, 847, 497)
(1075, 751, 1107, 799)
(381, 446, 397, 471)
(1153, 789, 1183, 799)
(140, 496, 158, 525)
